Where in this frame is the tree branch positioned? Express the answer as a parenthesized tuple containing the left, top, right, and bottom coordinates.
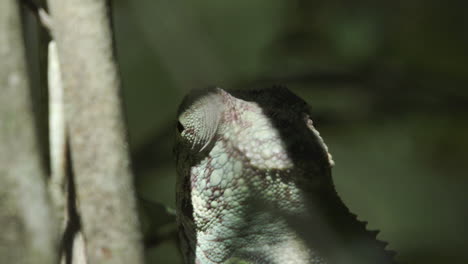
(46, 0, 144, 263)
(0, 0, 58, 263)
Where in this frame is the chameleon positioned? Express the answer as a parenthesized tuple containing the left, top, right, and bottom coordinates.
(174, 86, 397, 264)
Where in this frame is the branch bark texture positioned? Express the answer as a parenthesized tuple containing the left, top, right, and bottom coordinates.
(46, 0, 144, 263)
(0, 1, 57, 263)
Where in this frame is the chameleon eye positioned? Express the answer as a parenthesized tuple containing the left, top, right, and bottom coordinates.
(177, 121, 185, 133)
(176, 88, 226, 151)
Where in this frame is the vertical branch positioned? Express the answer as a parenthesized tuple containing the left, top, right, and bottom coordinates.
(46, 0, 144, 263)
(48, 41, 67, 231)
(0, 0, 57, 263)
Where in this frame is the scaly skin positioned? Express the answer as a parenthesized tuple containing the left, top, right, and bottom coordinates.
(174, 87, 397, 264)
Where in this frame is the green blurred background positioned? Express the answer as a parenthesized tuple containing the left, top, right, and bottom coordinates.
(110, 0, 468, 263)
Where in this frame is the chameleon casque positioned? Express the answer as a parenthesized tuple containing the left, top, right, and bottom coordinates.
(174, 87, 397, 264)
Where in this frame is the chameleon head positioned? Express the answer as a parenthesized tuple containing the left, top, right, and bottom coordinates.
(175, 86, 334, 172)
(174, 87, 396, 264)
(174, 87, 340, 263)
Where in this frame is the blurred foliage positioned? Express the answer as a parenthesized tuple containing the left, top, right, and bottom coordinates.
(111, 0, 468, 263)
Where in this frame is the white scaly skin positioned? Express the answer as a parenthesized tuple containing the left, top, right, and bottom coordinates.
(174, 87, 397, 264)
